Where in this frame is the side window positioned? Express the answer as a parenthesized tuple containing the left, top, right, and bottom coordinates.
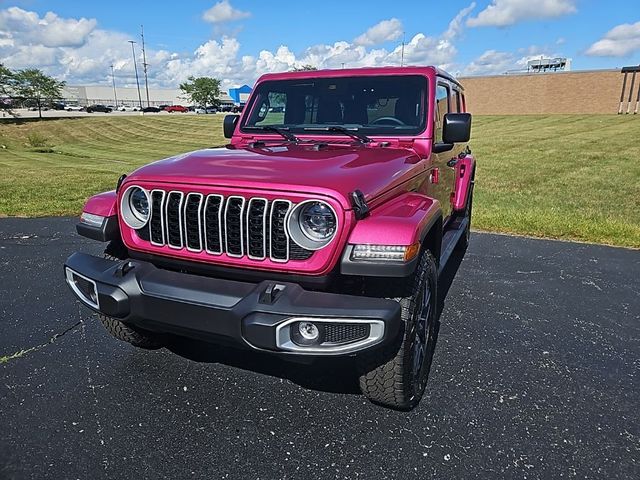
(434, 84, 450, 143)
(453, 90, 462, 113)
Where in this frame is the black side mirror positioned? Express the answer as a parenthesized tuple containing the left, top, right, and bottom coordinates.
(442, 113, 472, 144)
(223, 115, 240, 139)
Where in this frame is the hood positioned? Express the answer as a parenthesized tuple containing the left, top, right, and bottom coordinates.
(127, 143, 422, 208)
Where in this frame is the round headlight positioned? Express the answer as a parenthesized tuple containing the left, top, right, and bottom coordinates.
(299, 201, 337, 240)
(120, 185, 150, 229)
(130, 188, 149, 219)
(287, 200, 338, 250)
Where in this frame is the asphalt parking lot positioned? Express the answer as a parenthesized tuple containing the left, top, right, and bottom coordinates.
(1, 217, 638, 479)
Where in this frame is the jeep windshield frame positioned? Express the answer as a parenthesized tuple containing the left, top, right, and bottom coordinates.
(240, 75, 428, 137)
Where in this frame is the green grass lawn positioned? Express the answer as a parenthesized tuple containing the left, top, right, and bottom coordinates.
(1, 114, 638, 248)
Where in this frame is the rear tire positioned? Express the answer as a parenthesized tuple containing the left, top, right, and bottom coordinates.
(358, 250, 439, 410)
(97, 253, 165, 350)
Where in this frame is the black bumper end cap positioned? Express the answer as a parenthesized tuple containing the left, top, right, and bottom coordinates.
(76, 215, 119, 242)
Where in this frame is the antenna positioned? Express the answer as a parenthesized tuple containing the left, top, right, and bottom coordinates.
(401, 32, 405, 67)
(110, 64, 118, 107)
(140, 25, 151, 107)
(128, 40, 143, 109)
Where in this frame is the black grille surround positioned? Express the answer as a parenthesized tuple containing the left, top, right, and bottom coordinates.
(135, 189, 315, 264)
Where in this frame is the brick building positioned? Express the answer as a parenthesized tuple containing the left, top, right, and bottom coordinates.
(459, 69, 638, 115)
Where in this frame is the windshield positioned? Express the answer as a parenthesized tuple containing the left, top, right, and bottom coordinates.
(241, 75, 428, 136)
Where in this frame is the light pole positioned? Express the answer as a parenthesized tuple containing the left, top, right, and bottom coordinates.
(140, 25, 151, 107)
(128, 40, 143, 109)
(110, 64, 118, 107)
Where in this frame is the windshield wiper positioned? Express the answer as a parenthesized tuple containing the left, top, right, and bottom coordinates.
(244, 126, 298, 142)
(303, 126, 371, 143)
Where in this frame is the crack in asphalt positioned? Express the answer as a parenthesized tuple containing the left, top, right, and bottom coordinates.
(0, 319, 83, 364)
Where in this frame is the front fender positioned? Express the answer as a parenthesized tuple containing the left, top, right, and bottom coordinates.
(453, 155, 475, 212)
(83, 190, 118, 217)
(340, 193, 442, 277)
(346, 192, 441, 246)
(77, 190, 119, 242)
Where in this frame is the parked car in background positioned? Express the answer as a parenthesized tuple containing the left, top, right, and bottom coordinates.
(119, 105, 141, 112)
(66, 105, 83, 112)
(164, 105, 189, 113)
(157, 105, 170, 111)
(142, 106, 161, 113)
(195, 106, 217, 114)
(86, 104, 112, 113)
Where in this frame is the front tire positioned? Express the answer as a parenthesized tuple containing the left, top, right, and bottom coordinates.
(97, 253, 165, 350)
(358, 250, 439, 410)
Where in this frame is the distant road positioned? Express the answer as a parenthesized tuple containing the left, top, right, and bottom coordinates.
(1, 108, 213, 119)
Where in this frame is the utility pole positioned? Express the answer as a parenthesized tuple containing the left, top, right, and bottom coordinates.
(128, 40, 143, 109)
(140, 25, 151, 107)
(401, 32, 405, 67)
(110, 64, 118, 107)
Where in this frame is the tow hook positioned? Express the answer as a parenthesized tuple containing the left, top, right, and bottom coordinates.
(114, 261, 135, 278)
(259, 283, 286, 305)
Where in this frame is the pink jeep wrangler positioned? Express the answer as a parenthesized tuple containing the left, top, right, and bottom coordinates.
(65, 66, 475, 410)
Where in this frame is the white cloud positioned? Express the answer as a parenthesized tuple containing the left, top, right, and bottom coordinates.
(586, 21, 640, 57)
(443, 2, 476, 40)
(463, 50, 515, 75)
(202, 1, 250, 24)
(467, 0, 576, 27)
(0, 7, 96, 48)
(354, 18, 403, 46)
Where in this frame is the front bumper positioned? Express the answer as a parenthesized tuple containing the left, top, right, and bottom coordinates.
(64, 253, 401, 356)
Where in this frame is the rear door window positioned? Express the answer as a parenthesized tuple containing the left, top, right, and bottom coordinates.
(434, 84, 450, 143)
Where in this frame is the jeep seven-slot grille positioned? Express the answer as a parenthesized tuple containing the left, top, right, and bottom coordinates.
(139, 190, 313, 263)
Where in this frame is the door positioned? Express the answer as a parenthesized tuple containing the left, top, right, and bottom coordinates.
(430, 81, 467, 221)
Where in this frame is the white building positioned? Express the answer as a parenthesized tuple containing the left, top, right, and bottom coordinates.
(61, 85, 235, 108)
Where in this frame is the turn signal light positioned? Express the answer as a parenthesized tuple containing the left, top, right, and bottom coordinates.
(351, 243, 421, 262)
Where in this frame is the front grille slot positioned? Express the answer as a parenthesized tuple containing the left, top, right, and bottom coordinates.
(224, 196, 245, 257)
(246, 198, 267, 259)
(204, 195, 223, 254)
(184, 193, 203, 251)
(165, 191, 184, 248)
(270, 200, 291, 262)
(150, 190, 165, 245)
(141, 191, 314, 263)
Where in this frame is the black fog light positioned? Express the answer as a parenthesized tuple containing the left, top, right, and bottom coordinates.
(290, 321, 323, 346)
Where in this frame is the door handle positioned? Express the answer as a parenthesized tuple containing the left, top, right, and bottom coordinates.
(447, 158, 458, 168)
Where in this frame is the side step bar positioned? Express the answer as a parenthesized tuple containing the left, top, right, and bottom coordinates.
(438, 217, 468, 276)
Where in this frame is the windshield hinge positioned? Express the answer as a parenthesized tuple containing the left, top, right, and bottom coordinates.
(350, 190, 370, 220)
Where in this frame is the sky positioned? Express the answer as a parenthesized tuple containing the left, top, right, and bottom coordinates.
(1, 0, 639, 90)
